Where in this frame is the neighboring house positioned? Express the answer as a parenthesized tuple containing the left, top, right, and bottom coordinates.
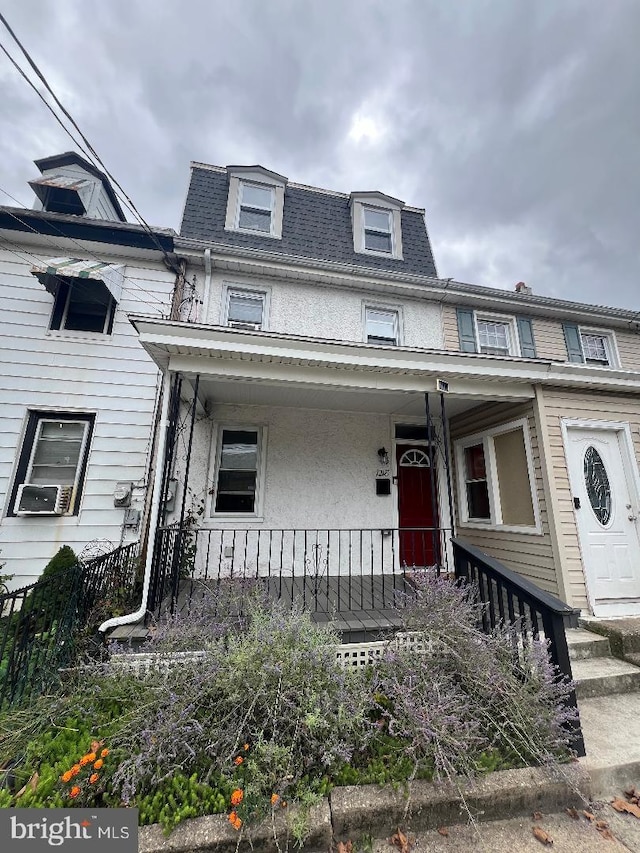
(128, 162, 640, 622)
(0, 152, 177, 587)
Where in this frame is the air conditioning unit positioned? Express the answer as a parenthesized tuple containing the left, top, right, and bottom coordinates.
(15, 484, 73, 516)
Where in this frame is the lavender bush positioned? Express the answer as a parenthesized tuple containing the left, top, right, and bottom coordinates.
(371, 575, 578, 782)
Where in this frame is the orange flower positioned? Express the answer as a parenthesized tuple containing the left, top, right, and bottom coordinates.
(233, 756, 244, 766)
(86, 753, 97, 763)
(270, 793, 280, 806)
(100, 748, 109, 758)
(230, 789, 243, 806)
(71, 765, 81, 776)
(233, 817, 242, 830)
(228, 811, 238, 824)
(79, 755, 91, 767)
(69, 786, 81, 798)
(61, 771, 73, 784)
(89, 773, 100, 784)
(93, 759, 104, 770)
(243, 743, 249, 751)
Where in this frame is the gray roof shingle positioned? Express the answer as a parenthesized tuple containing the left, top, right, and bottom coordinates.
(180, 166, 438, 278)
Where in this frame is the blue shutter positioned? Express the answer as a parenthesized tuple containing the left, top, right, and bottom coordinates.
(457, 308, 477, 353)
(516, 317, 537, 358)
(563, 323, 584, 363)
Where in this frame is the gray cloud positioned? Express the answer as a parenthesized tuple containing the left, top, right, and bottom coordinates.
(1, 0, 639, 308)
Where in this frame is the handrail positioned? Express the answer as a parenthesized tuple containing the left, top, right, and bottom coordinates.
(451, 537, 576, 619)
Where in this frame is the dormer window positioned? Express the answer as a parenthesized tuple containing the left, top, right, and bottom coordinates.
(238, 182, 274, 233)
(224, 166, 287, 240)
(350, 191, 404, 260)
(363, 207, 393, 253)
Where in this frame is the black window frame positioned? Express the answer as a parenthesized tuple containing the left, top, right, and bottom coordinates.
(7, 411, 95, 517)
(49, 279, 116, 335)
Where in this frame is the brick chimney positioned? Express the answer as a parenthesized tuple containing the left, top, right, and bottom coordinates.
(515, 281, 532, 295)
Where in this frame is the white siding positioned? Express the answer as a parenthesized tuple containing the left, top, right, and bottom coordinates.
(0, 248, 174, 587)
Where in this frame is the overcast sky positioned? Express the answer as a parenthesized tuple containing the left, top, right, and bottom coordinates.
(1, 0, 639, 309)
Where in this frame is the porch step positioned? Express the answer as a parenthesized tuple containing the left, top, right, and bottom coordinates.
(565, 627, 611, 660)
(571, 656, 640, 699)
(578, 692, 640, 797)
(579, 616, 640, 663)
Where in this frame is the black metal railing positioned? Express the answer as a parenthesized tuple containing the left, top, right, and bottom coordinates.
(0, 541, 140, 710)
(452, 538, 585, 756)
(149, 525, 452, 616)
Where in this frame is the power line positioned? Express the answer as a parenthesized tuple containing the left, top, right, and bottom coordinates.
(0, 188, 169, 311)
(0, 12, 179, 272)
(0, 230, 168, 315)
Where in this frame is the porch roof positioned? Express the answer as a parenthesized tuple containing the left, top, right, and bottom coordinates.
(131, 316, 550, 414)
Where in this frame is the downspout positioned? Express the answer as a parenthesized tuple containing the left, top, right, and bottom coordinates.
(99, 370, 172, 633)
(201, 248, 212, 324)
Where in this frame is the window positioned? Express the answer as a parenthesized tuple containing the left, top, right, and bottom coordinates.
(455, 419, 538, 531)
(237, 182, 274, 233)
(50, 279, 115, 334)
(350, 193, 404, 259)
(476, 319, 511, 355)
(8, 411, 94, 517)
(212, 428, 263, 514)
(225, 167, 287, 240)
(365, 307, 399, 345)
(562, 324, 618, 367)
(463, 444, 490, 519)
(456, 309, 537, 358)
(225, 288, 266, 330)
(363, 207, 393, 254)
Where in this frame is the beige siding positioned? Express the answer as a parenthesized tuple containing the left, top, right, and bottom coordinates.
(614, 328, 640, 371)
(441, 303, 460, 351)
(539, 387, 640, 611)
(531, 318, 567, 361)
(449, 400, 560, 595)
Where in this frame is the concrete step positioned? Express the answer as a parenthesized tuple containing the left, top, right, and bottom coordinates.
(566, 627, 611, 660)
(578, 691, 640, 798)
(572, 656, 640, 699)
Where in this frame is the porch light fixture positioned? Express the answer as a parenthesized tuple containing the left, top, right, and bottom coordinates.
(377, 447, 389, 465)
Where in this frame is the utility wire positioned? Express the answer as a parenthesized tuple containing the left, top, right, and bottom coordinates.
(0, 230, 168, 315)
(0, 13, 179, 272)
(0, 188, 169, 311)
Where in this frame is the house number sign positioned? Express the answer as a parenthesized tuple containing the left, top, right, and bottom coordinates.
(376, 468, 390, 478)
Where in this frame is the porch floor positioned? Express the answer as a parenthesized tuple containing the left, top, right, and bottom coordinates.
(167, 573, 415, 642)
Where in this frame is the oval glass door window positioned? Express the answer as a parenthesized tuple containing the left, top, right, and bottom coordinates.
(583, 446, 612, 525)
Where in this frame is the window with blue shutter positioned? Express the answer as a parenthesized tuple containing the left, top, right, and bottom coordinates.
(562, 324, 585, 363)
(516, 317, 537, 358)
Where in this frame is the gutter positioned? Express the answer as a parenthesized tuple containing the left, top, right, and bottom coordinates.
(99, 370, 171, 634)
(201, 247, 212, 323)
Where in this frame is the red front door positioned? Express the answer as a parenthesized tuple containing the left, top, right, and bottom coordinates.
(396, 444, 440, 568)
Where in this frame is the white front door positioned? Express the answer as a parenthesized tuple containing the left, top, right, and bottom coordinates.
(565, 425, 640, 616)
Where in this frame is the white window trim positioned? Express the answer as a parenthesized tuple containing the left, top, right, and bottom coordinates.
(221, 282, 271, 331)
(362, 302, 403, 346)
(473, 312, 520, 357)
(350, 196, 404, 260)
(454, 417, 542, 535)
(209, 423, 267, 521)
(224, 170, 286, 240)
(235, 181, 275, 235)
(577, 327, 619, 368)
(362, 206, 394, 256)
